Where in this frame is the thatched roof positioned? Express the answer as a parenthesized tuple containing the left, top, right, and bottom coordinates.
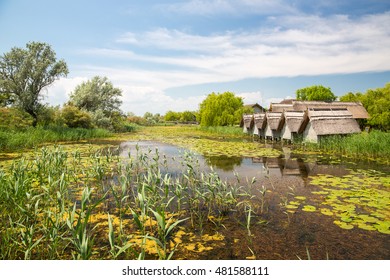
(253, 113, 267, 129)
(270, 103, 294, 112)
(310, 118, 361, 135)
(244, 103, 266, 112)
(308, 108, 352, 120)
(266, 112, 284, 130)
(284, 111, 307, 133)
(292, 101, 369, 119)
(240, 114, 253, 128)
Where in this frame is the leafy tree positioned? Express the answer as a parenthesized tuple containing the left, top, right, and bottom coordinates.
(180, 111, 197, 122)
(340, 83, 390, 130)
(70, 76, 122, 116)
(60, 105, 93, 129)
(0, 41, 68, 126)
(164, 110, 181, 122)
(296, 85, 336, 101)
(198, 92, 244, 126)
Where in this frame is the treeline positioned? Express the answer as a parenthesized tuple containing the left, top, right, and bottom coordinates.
(340, 83, 390, 130)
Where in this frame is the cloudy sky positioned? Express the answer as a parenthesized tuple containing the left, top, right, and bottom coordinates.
(1, 0, 389, 115)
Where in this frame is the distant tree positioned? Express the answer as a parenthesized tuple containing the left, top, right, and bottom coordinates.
(180, 111, 197, 122)
(340, 83, 390, 130)
(164, 110, 181, 122)
(198, 92, 243, 126)
(296, 85, 336, 102)
(0, 41, 68, 126)
(70, 76, 122, 116)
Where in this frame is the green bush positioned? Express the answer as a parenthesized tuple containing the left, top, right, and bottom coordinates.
(60, 105, 93, 129)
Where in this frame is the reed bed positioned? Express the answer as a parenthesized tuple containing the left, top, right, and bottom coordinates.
(300, 130, 390, 163)
(0, 144, 261, 260)
(0, 126, 111, 152)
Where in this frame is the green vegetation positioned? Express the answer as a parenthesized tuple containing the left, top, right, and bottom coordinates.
(198, 91, 244, 126)
(296, 85, 336, 101)
(340, 82, 390, 130)
(0, 41, 68, 126)
(300, 130, 390, 163)
(0, 145, 261, 259)
(290, 170, 390, 234)
(0, 126, 111, 152)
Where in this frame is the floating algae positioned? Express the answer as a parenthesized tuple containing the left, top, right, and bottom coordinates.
(305, 169, 390, 234)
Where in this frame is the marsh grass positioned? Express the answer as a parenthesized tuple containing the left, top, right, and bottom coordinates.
(0, 143, 263, 259)
(0, 126, 111, 152)
(300, 130, 390, 162)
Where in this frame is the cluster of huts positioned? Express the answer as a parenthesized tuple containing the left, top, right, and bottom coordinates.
(240, 100, 369, 143)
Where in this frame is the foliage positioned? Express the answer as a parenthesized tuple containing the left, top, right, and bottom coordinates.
(0, 108, 33, 130)
(198, 92, 244, 126)
(340, 83, 390, 130)
(296, 85, 336, 101)
(60, 105, 93, 129)
(300, 130, 390, 163)
(0, 41, 68, 126)
(143, 112, 162, 125)
(164, 110, 197, 122)
(0, 126, 110, 151)
(70, 76, 122, 116)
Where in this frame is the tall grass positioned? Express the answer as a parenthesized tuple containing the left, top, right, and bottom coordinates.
(0, 126, 111, 152)
(302, 130, 390, 161)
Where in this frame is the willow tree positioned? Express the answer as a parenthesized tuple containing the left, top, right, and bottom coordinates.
(296, 85, 336, 101)
(0, 42, 68, 126)
(198, 91, 244, 126)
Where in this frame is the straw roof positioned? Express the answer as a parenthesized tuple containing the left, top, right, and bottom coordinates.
(308, 108, 352, 120)
(292, 101, 369, 119)
(266, 112, 284, 130)
(310, 118, 361, 135)
(241, 114, 253, 128)
(253, 113, 267, 129)
(284, 111, 307, 133)
(270, 103, 294, 112)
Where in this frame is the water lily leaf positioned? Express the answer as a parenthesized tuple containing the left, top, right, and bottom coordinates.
(334, 220, 354, 230)
(302, 205, 316, 212)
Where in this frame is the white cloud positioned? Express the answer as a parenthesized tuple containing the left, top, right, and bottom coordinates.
(45, 77, 87, 106)
(60, 11, 390, 115)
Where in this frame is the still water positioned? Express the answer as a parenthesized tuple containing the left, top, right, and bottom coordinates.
(119, 140, 390, 260)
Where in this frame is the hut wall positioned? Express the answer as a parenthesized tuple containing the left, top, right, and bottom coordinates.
(302, 122, 318, 142)
(281, 123, 292, 140)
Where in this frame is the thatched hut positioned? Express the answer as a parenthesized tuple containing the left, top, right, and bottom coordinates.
(281, 111, 308, 141)
(302, 108, 361, 142)
(292, 101, 369, 119)
(252, 113, 267, 138)
(265, 112, 284, 140)
(240, 114, 254, 133)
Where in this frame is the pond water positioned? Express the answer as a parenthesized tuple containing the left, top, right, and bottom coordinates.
(119, 140, 390, 260)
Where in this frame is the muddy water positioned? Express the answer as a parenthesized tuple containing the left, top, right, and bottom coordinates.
(120, 141, 390, 260)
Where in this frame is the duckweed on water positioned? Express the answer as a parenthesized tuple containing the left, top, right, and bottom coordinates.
(300, 169, 390, 234)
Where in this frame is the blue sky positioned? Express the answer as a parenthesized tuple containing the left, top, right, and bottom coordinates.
(1, 0, 390, 115)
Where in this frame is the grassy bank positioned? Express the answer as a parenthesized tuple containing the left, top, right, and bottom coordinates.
(0, 126, 112, 152)
(300, 130, 390, 162)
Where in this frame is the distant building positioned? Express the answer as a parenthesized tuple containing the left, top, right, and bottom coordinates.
(240, 100, 369, 142)
(244, 103, 266, 114)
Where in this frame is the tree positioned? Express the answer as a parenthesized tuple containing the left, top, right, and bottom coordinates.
(70, 76, 122, 116)
(0, 41, 68, 126)
(296, 85, 336, 101)
(198, 92, 244, 126)
(340, 83, 390, 130)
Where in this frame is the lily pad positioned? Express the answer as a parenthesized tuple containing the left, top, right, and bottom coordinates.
(302, 205, 316, 212)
